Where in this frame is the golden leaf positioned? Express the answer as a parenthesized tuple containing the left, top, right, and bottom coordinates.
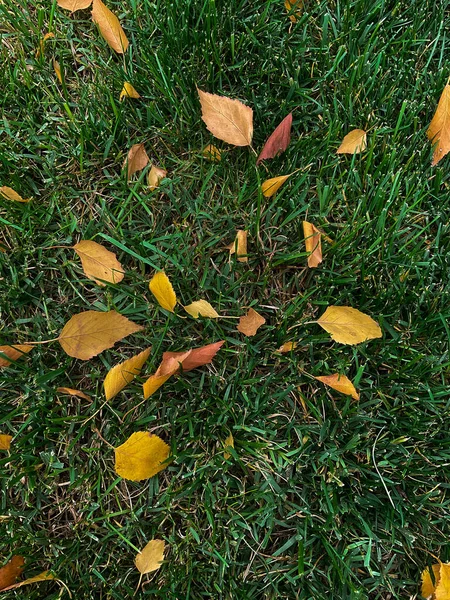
(0, 434, 12, 451)
(303, 221, 322, 268)
(0, 345, 33, 368)
(125, 143, 149, 181)
(224, 433, 234, 460)
(197, 88, 253, 146)
(73, 240, 124, 286)
(228, 230, 248, 263)
(57, 0, 92, 11)
(317, 306, 382, 345)
(436, 564, 450, 600)
(53, 60, 62, 83)
(148, 165, 167, 191)
(422, 563, 441, 599)
(58, 310, 143, 360)
(314, 373, 359, 400)
(0, 186, 30, 203)
(135, 540, 165, 575)
(91, 0, 129, 54)
(237, 308, 266, 337)
(336, 129, 367, 154)
(142, 352, 191, 400)
(261, 174, 291, 197)
(104, 347, 151, 400)
(114, 432, 171, 481)
(56, 387, 91, 401)
(276, 341, 297, 353)
(120, 82, 140, 101)
(428, 85, 450, 166)
(149, 271, 177, 312)
(202, 144, 221, 162)
(183, 300, 219, 319)
(0, 556, 24, 591)
(284, 0, 303, 22)
(1, 570, 55, 592)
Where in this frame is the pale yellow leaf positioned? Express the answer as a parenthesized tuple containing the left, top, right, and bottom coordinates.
(53, 60, 62, 83)
(202, 144, 221, 162)
(183, 300, 219, 319)
(317, 306, 382, 345)
(336, 129, 367, 154)
(135, 540, 165, 575)
(276, 341, 297, 353)
(197, 88, 253, 146)
(91, 0, 129, 53)
(114, 432, 171, 481)
(0, 435, 12, 451)
(56, 387, 91, 401)
(314, 373, 359, 400)
(303, 221, 322, 268)
(261, 174, 291, 197)
(284, 0, 303, 22)
(422, 564, 441, 599)
(104, 347, 151, 400)
(428, 85, 450, 166)
(73, 240, 124, 286)
(224, 433, 234, 460)
(237, 308, 266, 337)
(436, 563, 450, 600)
(57, 0, 92, 11)
(149, 271, 177, 312)
(142, 352, 191, 399)
(228, 230, 248, 263)
(0, 186, 30, 203)
(120, 82, 140, 101)
(1, 570, 55, 592)
(0, 556, 24, 591)
(0, 345, 33, 368)
(148, 165, 167, 191)
(125, 143, 149, 181)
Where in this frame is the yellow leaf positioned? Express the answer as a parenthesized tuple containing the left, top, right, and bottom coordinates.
(120, 82, 140, 101)
(276, 341, 297, 353)
(56, 387, 91, 401)
(148, 165, 167, 191)
(224, 433, 234, 460)
(91, 0, 129, 54)
(237, 308, 266, 337)
(57, 0, 92, 11)
(125, 143, 149, 181)
(114, 432, 171, 481)
(261, 173, 291, 197)
(303, 221, 322, 268)
(428, 85, 450, 166)
(183, 300, 219, 319)
(53, 60, 62, 83)
(0, 186, 30, 203)
(142, 352, 191, 399)
(0, 344, 33, 368)
(228, 230, 248, 263)
(317, 306, 382, 345)
(284, 0, 303, 22)
(58, 310, 143, 360)
(422, 564, 441, 599)
(104, 347, 151, 400)
(197, 88, 253, 146)
(314, 373, 359, 400)
(202, 144, 222, 162)
(436, 563, 450, 600)
(0, 434, 12, 451)
(0, 556, 24, 591)
(35, 32, 55, 59)
(336, 129, 367, 154)
(149, 271, 177, 312)
(135, 540, 165, 575)
(73, 240, 124, 286)
(1, 570, 55, 592)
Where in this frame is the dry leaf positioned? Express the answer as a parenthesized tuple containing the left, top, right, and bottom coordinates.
(104, 347, 151, 400)
(53, 60, 62, 83)
(422, 563, 442, 599)
(135, 540, 165, 575)
(120, 82, 140, 100)
(428, 85, 450, 166)
(148, 165, 167, 190)
(73, 240, 124, 286)
(0, 345, 33, 367)
(0, 570, 55, 592)
(317, 306, 382, 345)
(35, 32, 55, 59)
(115, 432, 170, 481)
(0, 556, 24, 591)
(162, 340, 224, 372)
(0, 435, 12, 451)
(276, 341, 297, 353)
(125, 143, 149, 181)
(314, 373, 359, 400)
(228, 230, 248, 263)
(92, 0, 129, 53)
(436, 564, 450, 600)
(142, 352, 191, 399)
(261, 173, 292, 197)
(56, 387, 91, 401)
(336, 129, 367, 154)
(285, 0, 302, 22)
(303, 221, 322, 268)
(257, 113, 292, 164)
(197, 88, 253, 146)
(183, 300, 219, 319)
(224, 433, 234, 460)
(0, 186, 30, 203)
(203, 144, 221, 162)
(149, 271, 177, 312)
(237, 308, 266, 337)
(58, 310, 143, 360)
(57, 0, 92, 11)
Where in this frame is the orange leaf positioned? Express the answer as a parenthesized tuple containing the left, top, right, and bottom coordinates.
(142, 352, 191, 399)
(0, 435, 13, 451)
(257, 113, 292, 164)
(56, 387, 91, 401)
(303, 221, 322, 268)
(428, 85, 450, 166)
(314, 373, 359, 400)
(0, 186, 30, 203)
(0, 556, 24, 591)
(197, 88, 253, 146)
(92, 0, 129, 54)
(104, 347, 151, 400)
(284, 0, 303, 22)
(0, 345, 33, 368)
(336, 129, 367, 154)
(53, 60, 63, 83)
(162, 340, 224, 372)
(57, 0, 92, 11)
(237, 308, 266, 337)
(148, 165, 167, 190)
(124, 143, 149, 181)
(228, 230, 248, 263)
(135, 540, 165, 574)
(422, 563, 441, 599)
(202, 144, 221, 162)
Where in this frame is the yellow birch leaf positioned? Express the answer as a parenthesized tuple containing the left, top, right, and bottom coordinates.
(183, 300, 219, 319)
(422, 563, 441, 599)
(73, 240, 124, 286)
(57, 0, 92, 11)
(114, 432, 171, 481)
(0, 186, 30, 203)
(317, 306, 382, 345)
(436, 563, 450, 600)
(284, 0, 303, 22)
(261, 173, 291, 197)
(237, 308, 266, 337)
(0, 345, 33, 368)
(56, 387, 91, 401)
(276, 341, 298, 353)
(148, 165, 167, 190)
(149, 271, 177, 312)
(104, 347, 151, 400)
(427, 85, 450, 166)
(0, 435, 13, 451)
(58, 310, 143, 360)
(124, 143, 149, 181)
(202, 144, 221, 162)
(0, 556, 24, 591)
(228, 230, 248, 263)
(224, 433, 234, 460)
(303, 221, 322, 268)
(135, 540, 165, 575)
(197, 88, 253, 146)
(314, 373, 359, 400)
(119, 82, 140, 100)
(142, 352, 191, 399)
(53, 60, 63, 83)
(91, 0, 129, 54)
(336, 129, 367, 154)
(0, 570, 56, 592)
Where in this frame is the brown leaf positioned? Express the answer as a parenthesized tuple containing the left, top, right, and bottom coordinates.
(0, 556, 24, 591)
(336, 129, 367, 154)
(261, 173, 292, 197)
(149, 271, 177, 312)
(92, 0, 129, 53)
(202, 144, 221, 162)
(276, 341, 297, 353)
(0, 435, 13, 451)
(197, 88, 253, 146)
(142, 352, 191, 399)
(162, 340, 224, 372)
(317, 306, 382, 345)
(284, 0, 303, 22)
(73, 240, 124, 286)
(135, 540, 165, 575)
(148, 165, 167, 191)
(237, 308, 266, 337)
(303, 221, 322, 268)
(56, 387, 91, 401)
(58, 310, 143, 360)
(0, 186, 30, 203)
(57, 0, 92, 11)
(0, 570, 56, 592)
(115, 432, 171, 481)
(104, 347, 151, 400)
(257, 113, 292, 164)
(0, 345, 33, 368)
(125, 143, 149, 181)
(119, 82, 140, 100)
(183, 300, 219, 319)
(428, 85, 450, 166)
(53, 60, 63, 83)
(314, 373, 359, 400)
(228, 230, 248, 263)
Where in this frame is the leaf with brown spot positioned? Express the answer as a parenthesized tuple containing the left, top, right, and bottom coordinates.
(237, 308, 266, 337)
(148, 165, 167, 190)
(57, 0, 92, 11)
(257, 113, 292, 164)
(336, 129, 367, 154)
(197, 88, 253, 146)
(183, 300, 219, 319)
(162, 340, 224, 372)
(149, 271, 177, 312)
(284, 0, 303, 22)
(135, 540, 165, 575)
(0, 435, 13, 451)
(428, 85, 450, 166)
(104, 347, 151, 400)
(317, 306, 382, 345)
(0, 186, 30, 203)
(202, 144, 221, 162)
(124, 143, 149, 181)
(73, 240, 124, 286)
(92, 0, 129, 53)
(114, 432, 171, 481)
(224, 433, 234, 460)
(0, 345, 33, 368)
(303, 221, 322, 268)
(261, 173, 292, 197)
(0, 556, 24, 591)
(56, 387, 91, 401)
(53, 60, 63, 83)
(228, 230, 248, 263)
(314, 373, 359, 400)
(119, 82, 140, 100)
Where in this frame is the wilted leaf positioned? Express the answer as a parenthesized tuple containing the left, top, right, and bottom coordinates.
(224, 433, 234, 459)
(436, 564, 450, 600)
(284, 0, 302, 22)
(149, 271, 177, 312)
(0, 345, 33, 368)
(0, 435, 12, 451)
(428, 85, 450, 166)
(135, 540, 165, 575)
(73, 240, 124, 286)
(0, 556, 24, 591)
(115, 432, 171, 481)
(261, 173, 292, 197)
(120, 82, 140, 100)
(1, 570, 55, 592)
(228, 230, 248, 263)
(142, 352, 191, 399)
(125, 143, 149, 181)
(203, 144, 221, 162)
(184, 300, 219, 319)
(57, 0, 92, 11)
(317, 306, 382, 345)
(104, 347, 151, 400)
(162, 340, 224, 372)
(276, 341, 297, 353)
(0, 186, 30, 203)
(237, 308, 266, 337)
(92, 0, 129, 53)
(336, 129, 367, 154)
(303, 221, 322, 268)
(422, 563, 441, 599)
(53, 60, 62, 83)
(257, 113, 292, 164)
(35, 32, 55, 59)
(58, 310, 143, 360)
(56, 387, 91, 401)
(197, 88, 253, 146)
(148, 165, 167, 191)
(314, 373, 359, 400)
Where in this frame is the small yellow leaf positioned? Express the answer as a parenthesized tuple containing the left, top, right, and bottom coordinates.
(202, 144, 222, 162)
(197, 88, 253, 146)
(276, 341, 297, 353)
(73, 240, 124, 286)
(436, 563, 450, 600)
(125, 143, 149, 181)
(224, 433, 234, 460)
(314, 373, 359, 400)
(317, 306, 382, 345)
(91, 0, 129, 54)
(237, 308, 266, 337)
(53, 60, 63, 83)
(56, 387, 91, 401)
(228, 230, 248, 263)
(0, 186, 30, 203)
(142, 352, 191, 399)
(119, 82, 140, 101)
(104, 347, 151, 400)
(303, 221, 322, 268)
(183, 300, 219, 319)
(57, 0, 92, 11)
(0, 435, 12, 451)
(148, 165, 167, 191)
(135, 540, 165, 575)
(114, 432, 171, 481)
(428, 85, 450, 166)
(422, 564, 441, 599)
(284, 0, 303, 22)
(0, 570, 55, 592)
(149, 271, 177, 312)
(336, 129, 367, 154)
(261, 173, 291, 197)
(0, 345, 33, 368)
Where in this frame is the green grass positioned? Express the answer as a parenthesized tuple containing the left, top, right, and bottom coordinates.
(1, 0, 450, 597)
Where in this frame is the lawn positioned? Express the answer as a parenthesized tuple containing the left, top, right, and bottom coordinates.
(1, 0, 450, 598)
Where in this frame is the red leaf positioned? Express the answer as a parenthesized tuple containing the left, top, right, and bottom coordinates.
(256, 113, 293, 165)
(162, 341, 225, 372)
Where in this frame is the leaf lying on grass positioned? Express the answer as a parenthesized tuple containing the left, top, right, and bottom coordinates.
(120, 82, 140, 100)
(336, 129, 367, 154)
(148, 165, 167, 190)
(135, 540, 165, 575)
(197, 88, 253, 146)
(0, 186, 30, 203)
(316, 306, 382, 345)
(237, 308, 266, 336)
(56, 387, 91, 401)
(303, 221, 322, 268)
(183, 300, 219, 319)
(314, 373, 359, 400)
(125, 143, 149, 181)
(115, 432, 171, 481)
(224, 433, 234, 459)
(257, 113, 292, 164)
(427, 85, 450, 166)
(104, 348, 151, 400)
(422, 562, 450, 600)
(0, 345, 33, 368)
(92, 0, 129, 53)
(57, 0, 92, 11)
(73, 240, 124, 285)
(0, 435, 13, 451)
(149, 271, 177, 312)
(228, 230, 248, 263)
(261, 173, 292, 197)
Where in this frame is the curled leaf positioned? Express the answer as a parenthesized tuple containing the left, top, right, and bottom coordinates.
(336, 129, 367, 154)
(104, 347, 151, 400)
(427, 85, 450, 166)
(303, 221, 322, 268)
(0, 186, 30, 203)
(317, 306, 382, 345)
(142, 352, 191, 399)
(228, 230, 248, 263)
(149, 271, 177, 312)
(114, 432, 170, 481)
(92, 0, 129, 53)
(135, 540, 165, 575)
(197, 88, 253, 146)
(35, 32, 55, 59)
(120, 82, 140, 100)
(257, 113, 292, 164)
(148, 165, 167, 190)
(53, 60, 63, 83)
(125, 143, 149, 181)
(0, 345, 33, 368)
(314, 373, 359, 400)
(73, 240, 124, 285)
(261, 173, 292, 197)
(56, 387, 91, 401)
(183, 300, 219, 319)
(0, 570, 56, 592)
(276, 341, 297, 353)
(237, 308, 266, 337)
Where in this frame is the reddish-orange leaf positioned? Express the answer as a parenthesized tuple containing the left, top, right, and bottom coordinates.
(314, 373, 359, 400)
(303, 221, 322, 268)
(237, 308, 266, 337)
(162, 340, 225, 372)
(0, 345, 33, 368)
(0, 556, 24, 591)
(257, 113, 292, 164)
(142, 352, 191, 399)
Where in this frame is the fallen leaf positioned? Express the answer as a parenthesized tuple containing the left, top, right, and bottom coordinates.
(104, 347, 151, 400)
(92, 0, 129, 53)
(1, 570, 55, 592)
(224, 433, 234, 459)
(135, 540, 165, 575)
(56, 387, 91, 401)
(197, 88, 253, 146)
(0, 186, 30, 203)
(35, 32, 55, 59)
(57, 0, 92, 11)
(317, 306, 382, 345)
(303, 221, 322, 268)
(203, 144, 221, 162)
(149, 271, 177, 312)
(148, 165, 167, 190)
(0, 435, 12, 451)
(284, 0, 303, 22)
(276, 341, 297, 353)
(261, 173, 292, 197)
(314, 373, 359, 400)
(257, 113, 292, 164)
(336, 129, 367, 154)
(73, 240, 124, 286)
(436, 563, 450, 600)
(162, 340, 224, 372)
(428, 85, 450, 166)
(125, 143, 149, 181)
(422, 563, 441, 599)
(0, 556, 24, 591)
(142, 352, 191, 399)
(184, 300, 219, 319)
(120, 82, 140, 100)
(237, 308, 266, 337)
(58, 310, 143, 360)
(0, 345, 33, 368)
(115, 432, 171, 481)
(228, 230, 248, 263)
(53, 60, 62, 83)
